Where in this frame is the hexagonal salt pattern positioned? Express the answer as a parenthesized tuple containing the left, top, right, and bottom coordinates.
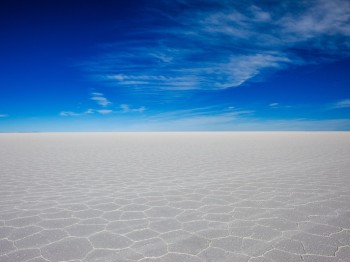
(0, 132, 350, 262)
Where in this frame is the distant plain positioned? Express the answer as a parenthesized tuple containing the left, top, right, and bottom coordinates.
(0, 132, 350, 261)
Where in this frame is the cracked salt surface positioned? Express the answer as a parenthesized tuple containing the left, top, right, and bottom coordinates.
(0, 132, 350, 261)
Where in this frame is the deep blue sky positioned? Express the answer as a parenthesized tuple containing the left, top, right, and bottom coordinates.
(1, 0, 350, 131)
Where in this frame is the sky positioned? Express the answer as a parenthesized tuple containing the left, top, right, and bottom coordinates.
(0, 0, 350, 132)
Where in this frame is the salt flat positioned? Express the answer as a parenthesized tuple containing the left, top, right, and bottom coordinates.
(0, 132, 350, 262)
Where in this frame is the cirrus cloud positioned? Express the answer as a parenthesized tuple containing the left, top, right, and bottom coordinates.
(333, 99, 350, 109)
(81, 0, 350, 90)
(90, 92, 111, 107)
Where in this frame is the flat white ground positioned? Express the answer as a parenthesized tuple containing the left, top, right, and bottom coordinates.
(0, 132, 350, 262)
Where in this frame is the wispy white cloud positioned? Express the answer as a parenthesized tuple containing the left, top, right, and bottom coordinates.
(227, 118, 350, 131)
(81, 0, 350, 90)
(97, 109, 113, 115)
(77, 92, 113, 114)
(120, 104, 146, 113)
(127, 115, 350, 131)
(60, 102, 146, 116)
(147, 106, 253, 128)
(119, 103, 350, 131)
(269, 103, 279, 108)
(85, 108, 94, 114)
(60, 108, 95, 117)
(280, 0, 350, 44)
(90, 92, 111, 107)
(211, 53, 290, 88)
(60, 89, 148, 116)
(59, 111, 80, 117)
(333, 99, 350, 109)
(159, 113, 238, 127)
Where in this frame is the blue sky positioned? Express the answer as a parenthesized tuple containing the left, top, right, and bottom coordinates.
(0, 0, 350, 131)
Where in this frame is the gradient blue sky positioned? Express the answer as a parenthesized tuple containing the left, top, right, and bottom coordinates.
(1, 0, 350, 131)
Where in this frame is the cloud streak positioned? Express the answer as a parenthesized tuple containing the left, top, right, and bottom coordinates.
(97, 109, 113, 115)
(81, 0, 350, 91)
(147, 105, 253, 127)
(123, 105, 350, 131)
(120, 104, 146, 113)
(90, 92, 111, 107)
(60, 91, 146, 116)
(59, 109, 94, 117)
(333, 99, 350, 109)
(59, 108, 112, 116)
